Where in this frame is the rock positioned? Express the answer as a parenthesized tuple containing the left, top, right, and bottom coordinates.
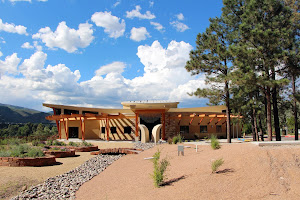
(21, 185, 27, 191)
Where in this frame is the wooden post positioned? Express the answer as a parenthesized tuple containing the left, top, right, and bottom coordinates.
(135, 112, 139, 139)
(106, 117, 110, 141)
(81, 117, 85, 141)
(63, 118, 69, 140)
(58, 120, 61, 139)
(162, 112, 165, 140)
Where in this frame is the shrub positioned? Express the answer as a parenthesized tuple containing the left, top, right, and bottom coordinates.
(46, 140, 53, 146)
(172, 134, 184, 144)
(211, 158, 224, 173)
(68, 141, 79, 147)
(81, 141, 93, 147)
(167, 138, 173, 144)
(10, 144, 30, 158)
(151, 149, 170, 188)
(31, 140, 40, 146)
(53, 140, 66, 146)
(210, 135, 220, 150)
(27, 148, 44, 158)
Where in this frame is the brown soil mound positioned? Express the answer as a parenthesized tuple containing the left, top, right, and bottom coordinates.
(76, 143, 300, 200)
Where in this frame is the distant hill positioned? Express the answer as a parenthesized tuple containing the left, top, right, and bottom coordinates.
(0, 103, 52, 124)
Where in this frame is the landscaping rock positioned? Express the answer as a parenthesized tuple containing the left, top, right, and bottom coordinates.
(134, 142, 156, 150)
(11, 154, 122, 200)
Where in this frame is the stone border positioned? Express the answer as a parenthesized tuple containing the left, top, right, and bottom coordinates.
(50, 146, 98, 152)
(91, 148, 143, 155)
(0, 156, 56, 167)
(44, 150, 75, 158)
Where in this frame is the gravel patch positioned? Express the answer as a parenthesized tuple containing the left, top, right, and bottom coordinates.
(133, 142, 156, 150)
(11, 154, 122, 200)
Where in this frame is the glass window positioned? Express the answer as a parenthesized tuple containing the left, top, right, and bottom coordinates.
(64, 109, 79, 115)
(101, 127, 105, 134)
(83, 111, 98, 115)
(124, 126, 131, 134)
(110, 127, 117, 133)
(216, 125, 222, 133)
(200, 126, 208, 133)
(180, 126, 189, 134)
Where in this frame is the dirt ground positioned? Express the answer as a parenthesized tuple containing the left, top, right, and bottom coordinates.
(0, 152, 95, 200)
(76, 143, 300, 200)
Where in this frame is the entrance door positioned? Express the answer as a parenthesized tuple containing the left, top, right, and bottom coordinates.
(69, 127, 79, 138)
(140, 115, 161, 142)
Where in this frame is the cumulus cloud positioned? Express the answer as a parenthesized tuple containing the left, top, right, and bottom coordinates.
(176, 13, 184, 21)
(95, 62, 126, 76)
(91, 11, 125, 38)
(150, 22, 164, 32)
(130, 27, 150, 42)
(32, 21, 94, 53)
(149, 1, 154, 7)
(0, 19, 28, 35)
(9, 0, 31, 2)
(170, 21, 189, 32)
(0, 53, 21, 76)
(21, 42, 34, 49)
(126, 5, 155, 20)
(0, 40, 208, 110)
(112, 0, 120, 8)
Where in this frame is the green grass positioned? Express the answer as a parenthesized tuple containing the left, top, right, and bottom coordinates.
(210, 135, 220, 150)
(211, 158, 224, 173)
(151, 149, 170, 188)
(0, 144, 44, 158)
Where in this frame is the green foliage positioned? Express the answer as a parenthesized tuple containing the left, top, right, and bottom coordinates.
(210, 135, 220, 150)
(151, 149, 170, 188)
(81, 141, 93, 147)
(68, 141, 79, 147)
(167, 138, 173, 144)
(46, 140, 53, 146)
(0, 138, 26, 146)
(27, 148, 44, 158)
(52, 140, 66, 146)
(172, 134, 184, 144)
(211, 158, 224, 173)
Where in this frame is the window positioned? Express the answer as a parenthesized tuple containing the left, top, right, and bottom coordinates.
(101, 127, 105, 134)
(216, 125, 222, 133)
(54, 108, 61, 115)
(200, 125, 208, 133)
(64, 109, 79, 115)
(124, 126, 131, 134)
(180, 126, 189, 134)
(83, 111, 98, 115)
(110, 127, 117, 133)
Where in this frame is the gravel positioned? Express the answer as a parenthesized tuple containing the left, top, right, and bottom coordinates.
(133, 142, 156, 151)
(11, 154, 122, 200)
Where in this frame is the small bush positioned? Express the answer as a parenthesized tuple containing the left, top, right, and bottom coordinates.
(212, 158, 224, 173)
(172, 134, 184, 144)
(31, 140, 40, 146)
(27, 148, 44, 158)
(151, 149, 170, 188)
(210, 135, 220, 150)
(53, 140, 66, 146)
(81, 141, 93, 147)
(46, 140, 53, 146)
(172, 136, 179, 144)
(167, 138, 173, 144)
(68, 141, 79, 147)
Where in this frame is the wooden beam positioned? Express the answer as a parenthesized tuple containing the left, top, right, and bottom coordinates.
(82, 118, 85, 141)
(215, 118, 222, 125)
(207, 117, 215, 125)
(222, 120, 227, 125)
(189, 114, 196, 125)
(106, 117, 110, 141)
(135, 113, 139, 139)
(208, 114, 217, 118)
(198, 114, 206, 118)
(198, 118, 204, 125)
(178, 114, 182, 125)
(58, 121, 61, 139)
(162, 112, 166, 140)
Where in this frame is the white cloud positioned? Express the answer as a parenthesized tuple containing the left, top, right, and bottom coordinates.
(91, 11, 125, 39)
(130, 27, 150, 42)
(0, 53, 21, 76)
(112, 0, 120, 8)
(32, 21, 94, 53)
(176, 13, 184, 21)
(0, 51, 2, 57)
(0, 40, 208, 110)
(150, 22, 164, 32)
(149, 1, 154, 7)
(21, 42, 34, 49)
(126, 5, 155, 20)
(170, 21, 189, 32)
(0, 19, 28, 35)
(95, 62, 126, 76)
(9, 0, 31, 2)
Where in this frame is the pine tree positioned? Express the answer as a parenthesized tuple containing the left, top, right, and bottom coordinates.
(186, 17, 233, 143)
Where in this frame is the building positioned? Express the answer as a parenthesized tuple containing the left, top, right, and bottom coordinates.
(43, 101, 242, 143)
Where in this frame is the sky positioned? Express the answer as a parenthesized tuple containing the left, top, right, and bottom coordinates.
(0, 0, 223, 111)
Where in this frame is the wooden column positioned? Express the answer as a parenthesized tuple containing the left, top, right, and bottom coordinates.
(80, 117, 85, 141)
(106, 117, 110, 141)
(162, 112, 165, 140)
(58, 120, 61, 139)
(63, 118, 69, 140)
(135, 113, 139, 138)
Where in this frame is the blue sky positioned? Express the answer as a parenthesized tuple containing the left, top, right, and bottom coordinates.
(0, 0, 223, 111)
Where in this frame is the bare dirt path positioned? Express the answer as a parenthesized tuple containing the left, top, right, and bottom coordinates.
(76, 143, 300, 200)
(0, 152, 95, 199)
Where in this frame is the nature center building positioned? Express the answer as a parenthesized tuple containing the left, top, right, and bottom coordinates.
(43, 101, 241, 143)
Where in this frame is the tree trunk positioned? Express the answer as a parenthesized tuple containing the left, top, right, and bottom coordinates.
(266, 87, 273, 141)
(272, 69, 281, 141)
(258, 114, 264, 141)
(292, 75, 298, 140)
(253, 107, 259, 141)
(225, 80, 231, 143)
(251, 113, 256, 141)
